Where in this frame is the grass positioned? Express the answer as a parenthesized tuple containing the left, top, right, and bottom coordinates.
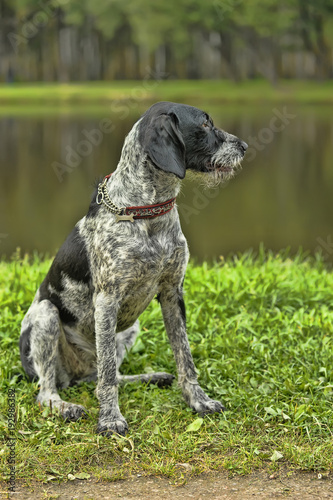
(0, 79, 333, 109)
(0, 248, 333, 485)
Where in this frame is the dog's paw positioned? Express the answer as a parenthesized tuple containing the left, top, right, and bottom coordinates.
(60, 402, 88, 421)
(193, 398, 225, 416)
(182, 380, 226, 416)
(97, 417, 128, 437)
(183, 384, 226, 415)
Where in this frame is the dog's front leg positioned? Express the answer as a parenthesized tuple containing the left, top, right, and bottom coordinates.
(159, 286, 225, 415)
(95, 292, 128, 436)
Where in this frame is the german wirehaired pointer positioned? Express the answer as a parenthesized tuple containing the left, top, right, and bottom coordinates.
(20, 102, 247, 436)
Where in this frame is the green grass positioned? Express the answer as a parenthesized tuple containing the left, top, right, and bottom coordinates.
(1, 249, 333, 485)
(0, 79, 333, 109)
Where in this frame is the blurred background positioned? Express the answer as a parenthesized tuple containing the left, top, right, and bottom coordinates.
(0, 0, 332, 261)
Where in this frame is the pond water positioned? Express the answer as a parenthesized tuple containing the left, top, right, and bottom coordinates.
(0, 102, 332, 262)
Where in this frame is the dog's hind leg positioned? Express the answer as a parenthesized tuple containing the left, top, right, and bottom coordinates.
(118, 372, 175, 387)
(116, 320, 174, 387)
(20, 299, 87, 421)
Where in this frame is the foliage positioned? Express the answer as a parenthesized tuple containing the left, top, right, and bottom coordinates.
(0, 250, 333, 483)
(2, 0, 333, 81)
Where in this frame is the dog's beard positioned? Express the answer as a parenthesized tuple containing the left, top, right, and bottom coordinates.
(188, 150, 244, 189)
(187, 169, 235, 189)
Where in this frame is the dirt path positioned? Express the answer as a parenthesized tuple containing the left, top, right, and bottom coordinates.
(2, 470, 333, 499)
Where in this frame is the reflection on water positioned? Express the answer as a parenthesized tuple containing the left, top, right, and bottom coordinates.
(0, 104, 332, 262)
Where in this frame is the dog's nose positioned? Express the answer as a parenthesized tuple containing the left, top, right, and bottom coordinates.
(240, 140, 248, 152)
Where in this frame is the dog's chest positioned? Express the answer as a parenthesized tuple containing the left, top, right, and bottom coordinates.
(115, 240, 188, 331)
(81, 212, 189, 332)
(116, 280, 159, 332)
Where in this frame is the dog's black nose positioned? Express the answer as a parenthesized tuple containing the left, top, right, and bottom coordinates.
(240, 141, 248, 152)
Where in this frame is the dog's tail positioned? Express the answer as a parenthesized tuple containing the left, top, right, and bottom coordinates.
(19, 326, 38, 381)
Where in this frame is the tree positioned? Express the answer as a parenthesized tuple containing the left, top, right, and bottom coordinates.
(297, 0, 333, 79)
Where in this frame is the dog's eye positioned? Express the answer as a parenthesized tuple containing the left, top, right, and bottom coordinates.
(202, 120, 211, 129)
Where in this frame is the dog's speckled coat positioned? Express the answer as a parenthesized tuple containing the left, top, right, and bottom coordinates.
(20, 102, 247, 435)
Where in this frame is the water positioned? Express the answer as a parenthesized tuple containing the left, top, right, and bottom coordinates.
(0, 103, 332, 262)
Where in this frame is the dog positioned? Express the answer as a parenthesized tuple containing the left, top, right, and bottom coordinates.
(20, 101, 248, 436)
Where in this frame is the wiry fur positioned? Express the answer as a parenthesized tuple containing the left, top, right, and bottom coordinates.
(20, 102, 247, 436)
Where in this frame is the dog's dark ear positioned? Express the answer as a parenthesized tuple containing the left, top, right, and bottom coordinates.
(141, 113, 186, 179)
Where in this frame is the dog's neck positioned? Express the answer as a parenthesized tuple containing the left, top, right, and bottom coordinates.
(106, 123, 182, 207)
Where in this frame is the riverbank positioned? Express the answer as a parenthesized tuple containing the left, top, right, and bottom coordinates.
(0, 79, 332, 107)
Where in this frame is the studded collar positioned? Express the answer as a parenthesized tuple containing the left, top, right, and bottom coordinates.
(96, 174, 176, 222)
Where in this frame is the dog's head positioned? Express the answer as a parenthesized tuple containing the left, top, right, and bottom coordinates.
(138, 101, 247, 186)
